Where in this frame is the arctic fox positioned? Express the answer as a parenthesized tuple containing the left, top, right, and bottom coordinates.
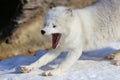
(20, 0, 120, 76)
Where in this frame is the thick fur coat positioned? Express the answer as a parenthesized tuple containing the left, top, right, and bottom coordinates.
(19, 0, 120, 76)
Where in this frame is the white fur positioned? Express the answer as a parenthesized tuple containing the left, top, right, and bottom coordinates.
(20, 0, 120, 76)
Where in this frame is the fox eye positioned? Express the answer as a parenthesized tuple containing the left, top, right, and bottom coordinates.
(53, 25, 56, 28)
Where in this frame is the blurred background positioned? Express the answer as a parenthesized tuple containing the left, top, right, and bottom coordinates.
(0, 0, 96, 60)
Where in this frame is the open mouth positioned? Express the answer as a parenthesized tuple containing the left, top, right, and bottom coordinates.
(52, 33, 61, 49)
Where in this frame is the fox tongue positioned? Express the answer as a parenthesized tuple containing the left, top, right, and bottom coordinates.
(52, 33, 61, 49)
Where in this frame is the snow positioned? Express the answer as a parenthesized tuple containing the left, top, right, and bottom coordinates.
(1, 42, 120, 80)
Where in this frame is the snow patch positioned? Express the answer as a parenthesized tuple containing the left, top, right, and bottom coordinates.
(0, 42, 120, 80)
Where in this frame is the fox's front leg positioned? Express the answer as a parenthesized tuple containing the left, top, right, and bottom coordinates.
(42, 48, 82, 76)
(20, 48, 62, 73)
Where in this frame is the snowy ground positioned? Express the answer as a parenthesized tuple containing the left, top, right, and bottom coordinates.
(1, 42, 120, 80)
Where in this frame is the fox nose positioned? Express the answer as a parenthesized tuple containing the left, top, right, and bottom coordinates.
(41, 30, 46, 35)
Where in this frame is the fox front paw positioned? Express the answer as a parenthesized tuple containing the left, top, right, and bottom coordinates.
(19, 65, 34, 73)
(42, 71, 53, 76)
(42, 69, 61, 76)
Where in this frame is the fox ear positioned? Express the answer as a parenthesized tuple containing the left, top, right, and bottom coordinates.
(65, 8, 73, 16)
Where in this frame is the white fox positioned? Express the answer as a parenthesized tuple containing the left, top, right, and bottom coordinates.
(20, 0, 120, 76)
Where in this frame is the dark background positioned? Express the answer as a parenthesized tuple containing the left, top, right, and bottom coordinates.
(0, 0, 20, 30)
